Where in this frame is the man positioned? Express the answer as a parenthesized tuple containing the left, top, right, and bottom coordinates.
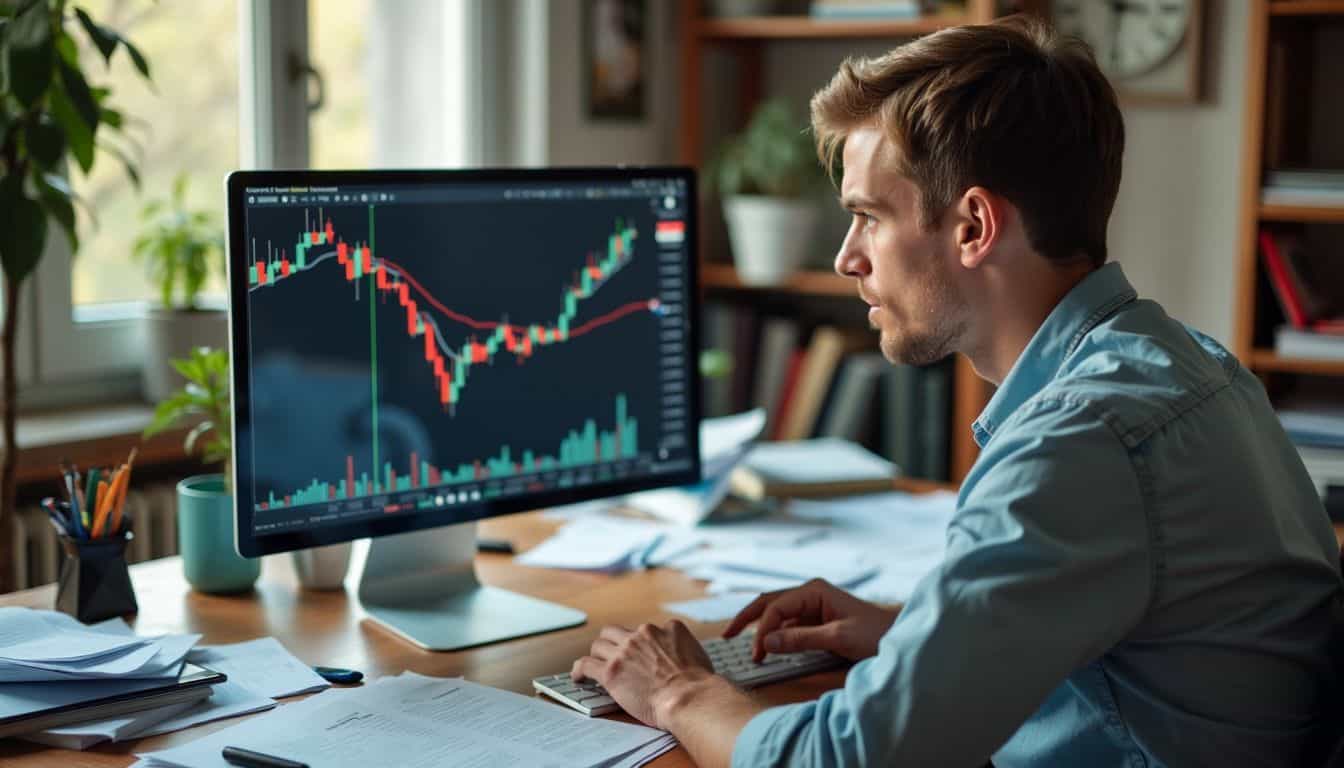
(571, 16, 1342, 767)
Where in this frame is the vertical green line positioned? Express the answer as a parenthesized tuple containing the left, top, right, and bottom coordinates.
(369, 204, 380, 492)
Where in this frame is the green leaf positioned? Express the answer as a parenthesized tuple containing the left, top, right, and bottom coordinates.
(0, 173, 48, 283)
(36, 171, 76, 253)
(57, 58, 99, 129)
(100, 140, 139, 188)
(99, 106, 122, 129)
(120, 35, 149, 80)
(73, 7, 118, 64)
(24, 114, 65, 169)
(47, 83, 93, 172)
(54, 28, 77, 67)
(7, 0, 54, 107)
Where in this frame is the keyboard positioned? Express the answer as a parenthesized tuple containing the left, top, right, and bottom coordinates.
(532, 632, 843, 716)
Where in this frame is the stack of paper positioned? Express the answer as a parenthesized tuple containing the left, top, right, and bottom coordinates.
(20, 621, 330, 750)
(134, 672, 675, 768)
(0, 609, 197, 682)
(626, 409, 767, 526)
(660, 491, 957, 621)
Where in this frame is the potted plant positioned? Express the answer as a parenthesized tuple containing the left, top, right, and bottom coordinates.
(143, 347, 258, 593)
(144, 348, 352, 592)
(0, 2, 150, 593)
(133, 173, 226, 403)
(712, 99, 825, 286)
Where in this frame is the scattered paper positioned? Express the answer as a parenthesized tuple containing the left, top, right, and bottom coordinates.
(664, 593, 758, 623)
(125, 680, 276, 739)
(741, 438, 895, 484)
(24, 699, 201, 750)
(187, 638, 329, 700)
(139, 672, 675, 768)
(517, 516, 665, 572)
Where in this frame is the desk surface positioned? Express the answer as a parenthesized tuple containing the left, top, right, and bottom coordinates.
(0, 511, 847, 768)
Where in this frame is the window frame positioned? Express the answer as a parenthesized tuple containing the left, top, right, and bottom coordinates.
(24, 0, 489, 405)
(23, 0, 308, 403)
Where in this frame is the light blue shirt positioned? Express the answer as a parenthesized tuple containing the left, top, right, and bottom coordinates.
(732, 263, 1342, 767)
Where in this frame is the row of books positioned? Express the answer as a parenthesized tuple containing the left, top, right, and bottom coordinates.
(1258, 228, 1344, 361)
(1280, 405, 1344, 522)
(809, 0, 927, 19)
(1261, 168, 1344, 209)
(701, 302, 951, 481)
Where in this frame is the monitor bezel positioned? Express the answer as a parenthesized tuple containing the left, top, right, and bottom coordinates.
(225, 167, 702, 558)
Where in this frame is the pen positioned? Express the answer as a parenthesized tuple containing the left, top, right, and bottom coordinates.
(476, 537, 514, 555)
(221, 745, 310, 768)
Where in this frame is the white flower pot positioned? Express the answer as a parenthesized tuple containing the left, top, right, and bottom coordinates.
(722, 195, 821, 286)
(143, 308, 227, 403)
(292, 542, 353, 591)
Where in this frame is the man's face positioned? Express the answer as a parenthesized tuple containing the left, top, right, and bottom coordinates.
(834, 124, 967, 367)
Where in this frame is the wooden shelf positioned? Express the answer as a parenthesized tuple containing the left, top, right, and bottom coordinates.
(700, 263, 854, 296)
(1268, 1, 1344, 16)
(695, 14, 965, 40)
(1259, 202, 1344, 222)
(1249, 350, 1344, 376)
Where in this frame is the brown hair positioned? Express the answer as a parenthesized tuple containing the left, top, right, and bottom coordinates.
(811, 15, 1124, 267)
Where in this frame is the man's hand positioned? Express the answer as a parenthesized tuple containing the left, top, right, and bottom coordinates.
(571, 620, 718, 729)
(725, 578, 900, 662)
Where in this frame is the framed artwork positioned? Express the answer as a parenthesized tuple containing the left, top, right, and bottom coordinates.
(584, 0, 646, 120)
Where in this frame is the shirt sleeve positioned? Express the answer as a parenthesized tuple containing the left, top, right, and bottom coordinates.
(731, 397, 1152, 768)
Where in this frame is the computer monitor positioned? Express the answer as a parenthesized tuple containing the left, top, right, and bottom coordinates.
(224, 168, 701, 650)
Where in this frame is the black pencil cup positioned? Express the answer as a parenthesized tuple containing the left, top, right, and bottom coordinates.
(55, 530, 138, 623)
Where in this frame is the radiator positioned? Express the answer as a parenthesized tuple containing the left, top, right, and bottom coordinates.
(10, 482, 180, 591)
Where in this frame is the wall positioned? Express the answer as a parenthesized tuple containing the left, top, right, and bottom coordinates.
(522, 3, 1250, 343)
(489, 0, 678, 166)
(1108, 0, 1246, 344)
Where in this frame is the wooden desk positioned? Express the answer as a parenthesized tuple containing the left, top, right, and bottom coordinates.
(0, 512, 847, 768)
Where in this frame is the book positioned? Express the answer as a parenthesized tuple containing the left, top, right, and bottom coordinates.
(701, 302, 736, 417)
(810, 0, 922, 19)
(1275, 327, 1344, 361)
(817, 352, 887, 443)
(778, 326, 869, 441)
(771, 349, 808, 441)
(728, 308, 761, 413)
(729, 437, 897, 500)
(1260, 230, 1309, 328)
(753, 317, 801, 439)
(881, 364, 918, 476)
(918, 361, 951, 482)
(0, 663, 222, 739)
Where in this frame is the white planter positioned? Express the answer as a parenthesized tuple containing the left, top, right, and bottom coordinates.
(143, 308, 227, 403)
(292, 542, 353, 590)
(722, 195, 821, 286)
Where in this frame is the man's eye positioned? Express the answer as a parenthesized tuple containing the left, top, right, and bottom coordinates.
(859, 213, 877, 229)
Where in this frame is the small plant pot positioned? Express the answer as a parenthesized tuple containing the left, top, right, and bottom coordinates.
(177, 474, 259, 594)
(723, 195, 821, 286)
(143, 308, 227, 403)
(291, 542, 353, 591)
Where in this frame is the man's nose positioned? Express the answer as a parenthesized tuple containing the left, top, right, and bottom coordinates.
(834, 224, 871, 278)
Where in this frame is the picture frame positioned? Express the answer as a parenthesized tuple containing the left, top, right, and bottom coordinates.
(584, 0, 646, 120)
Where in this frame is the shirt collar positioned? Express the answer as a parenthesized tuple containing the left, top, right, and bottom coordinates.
(971, 262, 1138, 447)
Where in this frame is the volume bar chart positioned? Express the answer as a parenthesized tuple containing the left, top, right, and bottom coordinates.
(256, 395, 640, 512)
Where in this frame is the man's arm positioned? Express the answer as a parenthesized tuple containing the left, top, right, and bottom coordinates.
(731, 399, 1152, 766)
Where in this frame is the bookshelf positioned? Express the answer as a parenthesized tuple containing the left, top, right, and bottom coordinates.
(679, 1, 999, 483)
(1234, 2, 1344, 381)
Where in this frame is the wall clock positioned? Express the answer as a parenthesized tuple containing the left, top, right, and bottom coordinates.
(1051, 0, 1204, 104)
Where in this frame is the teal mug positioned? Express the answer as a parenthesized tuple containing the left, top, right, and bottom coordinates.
(177, 474, 260, 594)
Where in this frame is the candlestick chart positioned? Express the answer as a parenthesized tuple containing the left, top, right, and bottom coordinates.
(239, 192, 691, 521)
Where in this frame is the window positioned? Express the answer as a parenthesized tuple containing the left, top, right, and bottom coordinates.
(27, 0, 481, 401)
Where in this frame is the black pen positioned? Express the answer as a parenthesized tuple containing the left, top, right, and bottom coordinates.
(221, 745, 310, 768)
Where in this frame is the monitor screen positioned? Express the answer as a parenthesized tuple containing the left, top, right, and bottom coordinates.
(225, 168, 701, 558)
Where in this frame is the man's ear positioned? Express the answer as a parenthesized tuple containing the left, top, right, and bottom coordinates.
(954, 186, 1005, 270)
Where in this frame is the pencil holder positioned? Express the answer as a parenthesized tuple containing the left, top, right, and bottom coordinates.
(55, 530, 139, 623)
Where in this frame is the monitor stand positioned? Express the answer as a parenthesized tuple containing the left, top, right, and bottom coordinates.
(356, 521, 586, 651)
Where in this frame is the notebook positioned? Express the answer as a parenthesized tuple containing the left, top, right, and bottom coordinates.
(0, 662, 223, 738)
